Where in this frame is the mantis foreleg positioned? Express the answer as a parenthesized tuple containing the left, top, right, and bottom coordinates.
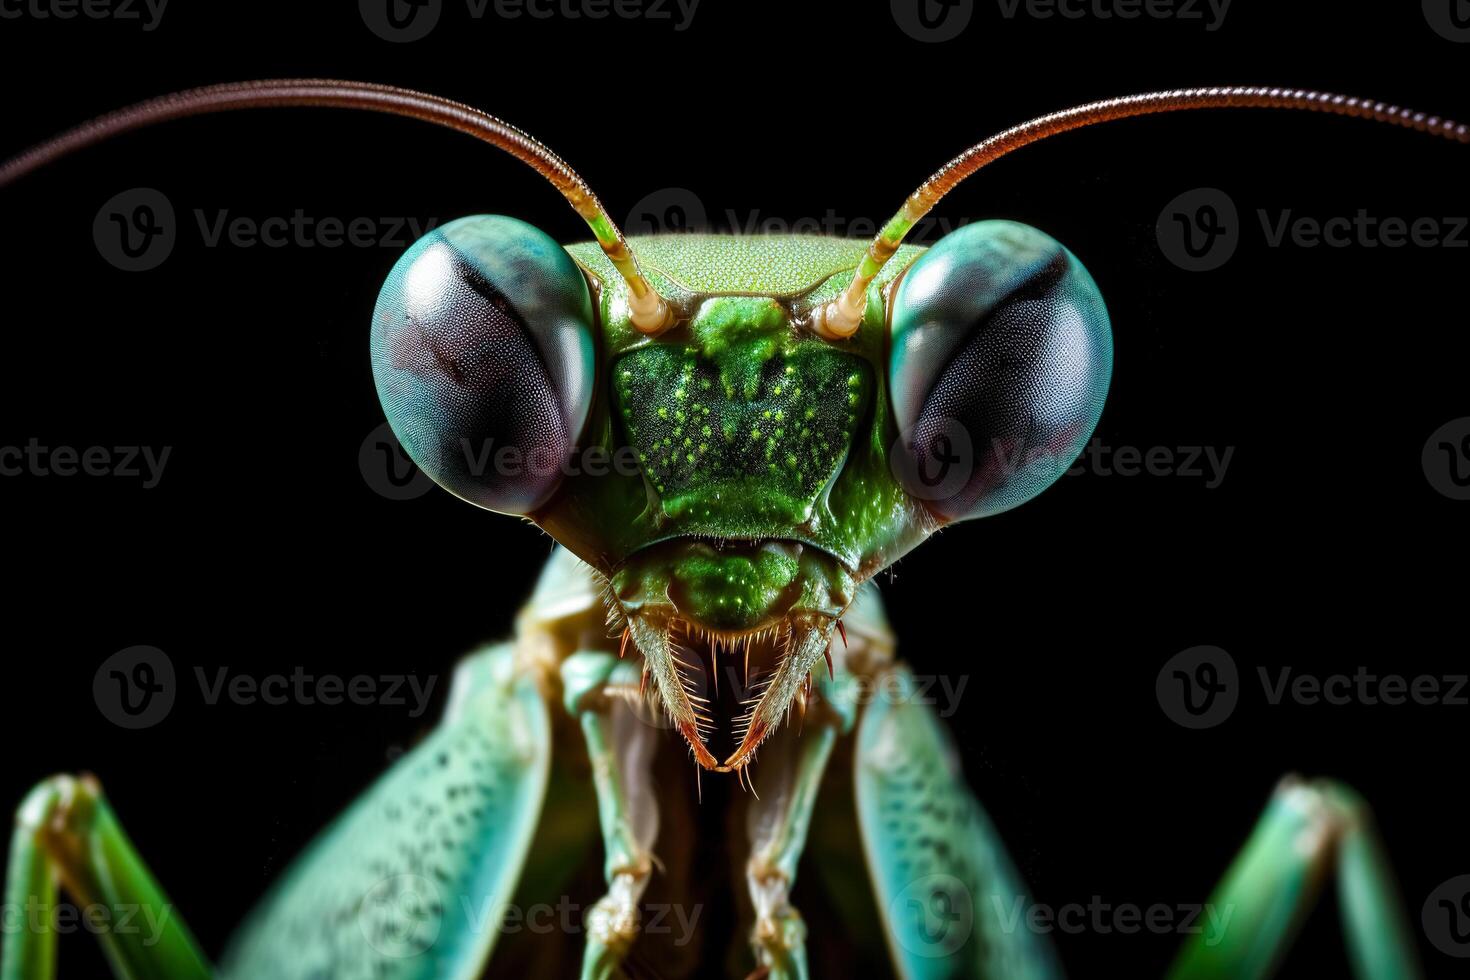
(2, 774, 211, 980)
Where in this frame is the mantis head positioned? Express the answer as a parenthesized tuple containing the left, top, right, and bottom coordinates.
(370, 213, 1112, 770)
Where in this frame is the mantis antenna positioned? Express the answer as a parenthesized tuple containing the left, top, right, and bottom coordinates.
(0, 78, 676, 334)
(811, 86, 1469, 339)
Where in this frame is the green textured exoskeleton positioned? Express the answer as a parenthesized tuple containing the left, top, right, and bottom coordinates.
(4, 79, 1457, 980)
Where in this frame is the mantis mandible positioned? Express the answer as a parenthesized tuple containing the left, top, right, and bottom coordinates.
(1, 80, 1463, 980)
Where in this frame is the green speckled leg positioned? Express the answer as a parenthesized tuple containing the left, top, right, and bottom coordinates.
(1167, 776, 1422, 980)
(2, 774, 211, 980)
(853, 666, 1063, 980)
(561, 652, 659, 980)
(219, 642, 552, 980)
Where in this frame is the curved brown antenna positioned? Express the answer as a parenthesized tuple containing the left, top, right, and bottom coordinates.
(812, 86, 1469, 339)
(0, 78, 674, 333)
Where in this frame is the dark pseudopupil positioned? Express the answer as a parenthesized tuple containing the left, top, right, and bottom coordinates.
(387, 243, 570, 495)
(913, 247, 1088, 511)
(613, 343, 871, 523)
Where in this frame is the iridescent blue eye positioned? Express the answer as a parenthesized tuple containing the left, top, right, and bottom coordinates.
(888, 220, 1112, 521)
(371, 215, 595, 515)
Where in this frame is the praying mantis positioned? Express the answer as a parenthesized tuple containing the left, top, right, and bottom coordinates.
(1, 79, 1463, 980)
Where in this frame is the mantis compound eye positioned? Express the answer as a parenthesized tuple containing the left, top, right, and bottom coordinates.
(888, 220, 1112, 521)
(371, 214, 595, 515)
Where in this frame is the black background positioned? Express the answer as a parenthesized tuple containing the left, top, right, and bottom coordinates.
(1, 1, 1466, 976)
